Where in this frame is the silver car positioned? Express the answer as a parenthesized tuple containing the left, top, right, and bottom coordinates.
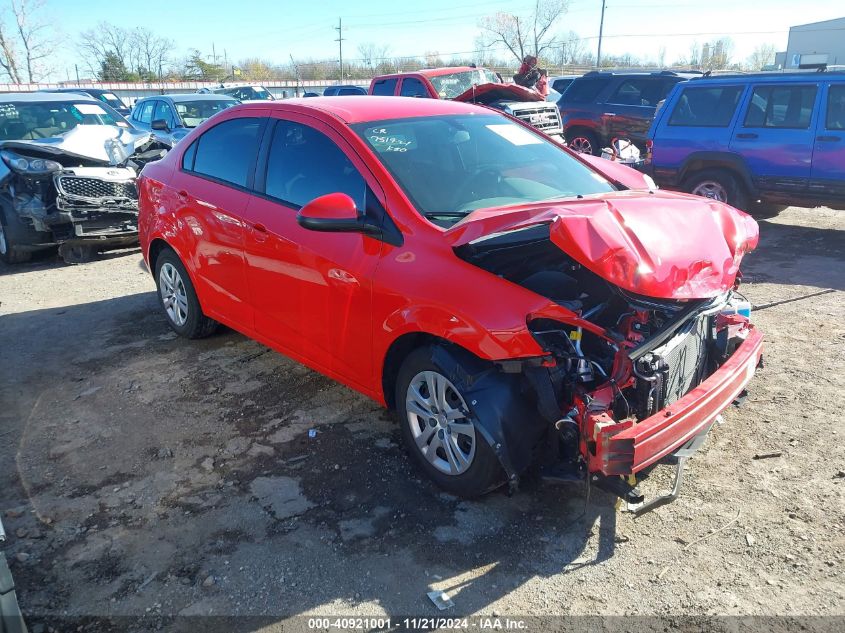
(130, 94, 238, 146)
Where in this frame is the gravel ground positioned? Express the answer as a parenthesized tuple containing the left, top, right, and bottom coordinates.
(0, 206, 843, 632)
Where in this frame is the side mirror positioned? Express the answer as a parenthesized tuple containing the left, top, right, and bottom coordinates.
(296, 193, 380, 238)
(151, 119, 169, 131)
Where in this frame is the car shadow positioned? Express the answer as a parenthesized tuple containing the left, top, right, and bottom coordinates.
(0, 293, 622, 631)
(741, 218, 845, 292)
(0, 247, 141, 276)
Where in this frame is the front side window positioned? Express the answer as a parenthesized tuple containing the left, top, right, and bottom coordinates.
(400, 78, 428, 98)
(154, 101, 175, 127)
(190, 117, 263, 187)
(825, 84, 845, 130)
(372, 78, 398, 96)
(355, 114, 614, 224)
(669, 86, 744, 127)
(744, 84, 817, 129)
(137, 101, 155, 124)
(264, 120, 366, 209)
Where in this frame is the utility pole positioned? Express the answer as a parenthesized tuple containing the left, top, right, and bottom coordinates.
(335, 18, 345, 82)
(596, 0, 606, 69)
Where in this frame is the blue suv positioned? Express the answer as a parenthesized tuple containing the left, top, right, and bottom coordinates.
(644, 72, 845, 210)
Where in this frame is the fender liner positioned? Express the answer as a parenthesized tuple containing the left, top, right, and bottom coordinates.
(430, 345, 547, 486)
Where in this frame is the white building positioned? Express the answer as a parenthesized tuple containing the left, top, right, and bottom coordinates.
(775, 17, 845, 69)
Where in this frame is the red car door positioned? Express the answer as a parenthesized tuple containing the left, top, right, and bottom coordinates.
(241, 113, 385, 389)
(169, 112, 268, 326)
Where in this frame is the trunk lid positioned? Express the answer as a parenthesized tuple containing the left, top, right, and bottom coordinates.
(444, 191, 759, 300)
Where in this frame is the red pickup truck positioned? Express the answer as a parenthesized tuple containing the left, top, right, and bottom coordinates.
(369, 66, 564, 140)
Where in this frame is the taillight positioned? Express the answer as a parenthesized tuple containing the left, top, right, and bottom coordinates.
(645, 139, 654, 162)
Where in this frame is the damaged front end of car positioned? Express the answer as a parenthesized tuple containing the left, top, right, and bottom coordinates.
(0, 126, 167, 263)
(446, 192, 764, 509)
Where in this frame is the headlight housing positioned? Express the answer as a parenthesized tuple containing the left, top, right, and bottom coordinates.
(1, 150, 62, 175)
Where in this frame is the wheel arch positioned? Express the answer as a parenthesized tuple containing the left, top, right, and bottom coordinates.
(679, 152, 756, 196)
(381, 332, 454, 410)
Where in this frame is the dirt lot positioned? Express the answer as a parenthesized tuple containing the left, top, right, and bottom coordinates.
(1, 206, 843, 632)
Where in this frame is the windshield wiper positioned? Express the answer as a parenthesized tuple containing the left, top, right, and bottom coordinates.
(424, 211, 468, 218)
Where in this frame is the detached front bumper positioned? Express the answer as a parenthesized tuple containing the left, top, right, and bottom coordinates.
(595, 327, 764, 476)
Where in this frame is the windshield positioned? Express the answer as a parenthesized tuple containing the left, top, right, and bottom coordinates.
(355, 114, 614, 224)
(429, 69, 501, 99)
(98, 93, 127, 109)
(0, 101, 124, 140)
(175, 99, 238, 128)
(250, 87, 273, 100)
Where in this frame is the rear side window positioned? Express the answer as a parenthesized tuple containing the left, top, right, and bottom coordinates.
(562, 77, 608, 103)
(372, 78, 398, 96)
(190, 118, 263, 187)
(264, 120, 366, 209)
(744, 84, 817, 129)
(400, 78, 428, 98)
(669, 86, 744, 127)
(826, 84, 845, 129)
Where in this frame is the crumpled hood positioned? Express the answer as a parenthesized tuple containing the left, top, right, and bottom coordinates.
(445, 191, 760, 300)
(0, 124, 154, 165)
(453, 82, 544, 104)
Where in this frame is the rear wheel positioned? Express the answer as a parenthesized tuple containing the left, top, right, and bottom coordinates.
(684, 168, 748, 210)
(396, 346, 503, 497)
(154, 248, 218, 339)
(566, 129, 600, 155)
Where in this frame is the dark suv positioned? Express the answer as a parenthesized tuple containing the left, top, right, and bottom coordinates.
(558, 70, 698, 154)
(644, 71, 845, 210)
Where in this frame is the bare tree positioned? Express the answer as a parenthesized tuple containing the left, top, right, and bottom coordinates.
(0, 0, 53, 83)
(356, 42, 391, 69)
(479, 0, 568, 63)
(747, 43, 776, 70)
(79, 22, 174, 81)
(132, 27, 174, 79)
(553, 30, 586, 66)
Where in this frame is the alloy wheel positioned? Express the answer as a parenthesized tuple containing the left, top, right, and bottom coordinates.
(691, 180, 728, 202)
(159, 262, 189, 327)
(569, 136, 593, 154)
(405, 370, 476, 475)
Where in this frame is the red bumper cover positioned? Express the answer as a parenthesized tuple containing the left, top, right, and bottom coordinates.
(595, 327, 764, 476)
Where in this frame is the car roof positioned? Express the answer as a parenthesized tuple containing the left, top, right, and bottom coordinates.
(374, 66, 482, 80)
(579, 70, 701, 79)
(689, 70, 845, 84)
(234, 95, 488, 124)
(0, 92, 101, 103)
(141, 93, 238, 102)
(45, 87, 111, 95)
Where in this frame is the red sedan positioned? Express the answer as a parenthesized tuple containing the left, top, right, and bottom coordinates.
(138, 96, 762, 503)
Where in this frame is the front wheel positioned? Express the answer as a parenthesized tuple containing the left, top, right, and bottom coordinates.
(395, 347, 503, 497)
(154, 249, 218, 339)
(566, 129, 600, 156)
(0, 210, 32, 264)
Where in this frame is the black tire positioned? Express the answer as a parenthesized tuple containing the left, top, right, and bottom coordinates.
(0, 207, 33, 264)
(565, 128, 600, 156)
(154, 248, 218, 339)
(684, 168, 748, 210)
(395, 346, 503, 497)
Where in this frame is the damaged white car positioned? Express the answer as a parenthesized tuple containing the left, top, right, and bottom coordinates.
(0, 93, 168, 264)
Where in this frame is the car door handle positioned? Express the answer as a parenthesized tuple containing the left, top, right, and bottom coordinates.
(817, 135, 841, 142)
(176, 189, 189, 201)
(253, 223, 267, 233)
(735, 133, 758, 139)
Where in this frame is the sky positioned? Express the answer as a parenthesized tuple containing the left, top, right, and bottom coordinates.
(42, 0, 845, 81)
